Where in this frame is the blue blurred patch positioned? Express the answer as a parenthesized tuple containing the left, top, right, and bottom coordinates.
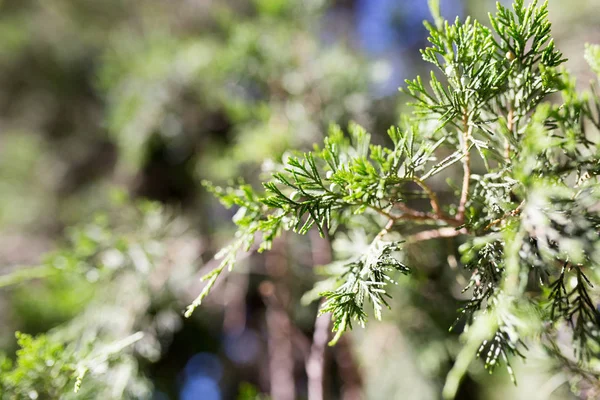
(180, 352, 223, 400)
(180, 376, 221, 400)
(355, 0, 464, 95)
(224, 329, 260, 365)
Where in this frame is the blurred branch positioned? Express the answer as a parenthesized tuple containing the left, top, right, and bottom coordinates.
(183, 242, 258, 307)
(307, 229, 334, 400)
(406, 227, 467, 244)
(223, 272, 249, 334)
(263, 297, 296, 400)
(0, 265, 55, 288)
(261, 238, 296, 400)
(335, 336, 363, 400)
(306, 310, 330, 400)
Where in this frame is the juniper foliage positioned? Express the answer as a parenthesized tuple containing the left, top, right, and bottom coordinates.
(197, 1, 600, 397)
(0, 196, 185, 399)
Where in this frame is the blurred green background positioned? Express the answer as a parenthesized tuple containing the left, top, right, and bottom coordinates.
(0, 0, 598, 399)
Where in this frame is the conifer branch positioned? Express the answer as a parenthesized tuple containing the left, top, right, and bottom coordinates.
(194, 2, 600, 398)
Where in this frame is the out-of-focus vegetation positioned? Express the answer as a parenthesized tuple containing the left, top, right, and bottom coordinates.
(0, 0, 599, 399)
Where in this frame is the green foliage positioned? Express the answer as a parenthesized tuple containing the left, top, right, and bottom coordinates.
(186, 122, 446, 318)
(99, 1, 368, 178)
(0, 1, 373, 397)
(198, 1, 600, 398)
(0, 332, 77, 399)
(2, 0, 600, 398)
(585, 44, 600, 77)
(0, 195, 187, 398)
(237, 382, 270, 400)
(0, 330, 149, 400)
(319, 238, 409, 345)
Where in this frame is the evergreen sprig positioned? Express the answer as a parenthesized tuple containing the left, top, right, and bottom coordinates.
(320, 237, 409, 346)
(196, 1, 600, 398)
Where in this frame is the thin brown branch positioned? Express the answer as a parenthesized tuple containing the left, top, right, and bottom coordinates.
(291, 326, 312, 360)
(483, 201, 524, 231)
(307, 214, 369, 400)
(263, 297, 296, 400)
(504, 107, 514, 161)
(457, 113, 473, 223)
(395, 204, 460, 226)
(385, 177, 452, 222)
(377, 218, 395, 240)
(367, 205, 397, 220)
(395, 203, 432, 220)
(369, 204, 459, 227)
(309, 229, 333, 267)
(406, 227, 467, 244)
(411, 177, 444, 217)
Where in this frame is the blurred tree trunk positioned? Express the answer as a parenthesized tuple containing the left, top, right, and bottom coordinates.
(262, 238, 296, 400)
(306, 310, 330, 400)
(336, 336, 363, 400)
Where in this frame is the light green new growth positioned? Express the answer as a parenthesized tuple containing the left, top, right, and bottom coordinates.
(0, 198, 177, 398)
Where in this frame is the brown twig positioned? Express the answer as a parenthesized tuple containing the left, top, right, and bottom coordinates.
(504, 108, 514, 161)
(396, 204, 460, 226)
(483, 201, 524, 231)
(263, 296, 296, 400)
(406, 227, 468, 244)
(376, 218, 396, 240)
(368, 203, 459, 227)
(457, 112, 473, 223)
(411, 177, 444, 217)
(384, 177, 453, 223)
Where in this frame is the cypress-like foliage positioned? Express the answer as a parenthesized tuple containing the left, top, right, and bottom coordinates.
(196, 1, 600, 398)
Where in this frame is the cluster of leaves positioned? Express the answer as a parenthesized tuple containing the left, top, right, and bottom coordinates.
(319, 239, 409, 345)
(0, 194, 189, 398)
(548, 265, 600, 361)
(0, 331, 148, 400)
(0, 333, 78, 399)
(198, 1, 600, 398)
(99, 0, 370, 178)
(454, 238, 504, 329)
(187, 121, 445, 320)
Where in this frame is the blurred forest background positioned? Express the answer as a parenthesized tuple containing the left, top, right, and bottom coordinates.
(0, 0, 598, 399)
